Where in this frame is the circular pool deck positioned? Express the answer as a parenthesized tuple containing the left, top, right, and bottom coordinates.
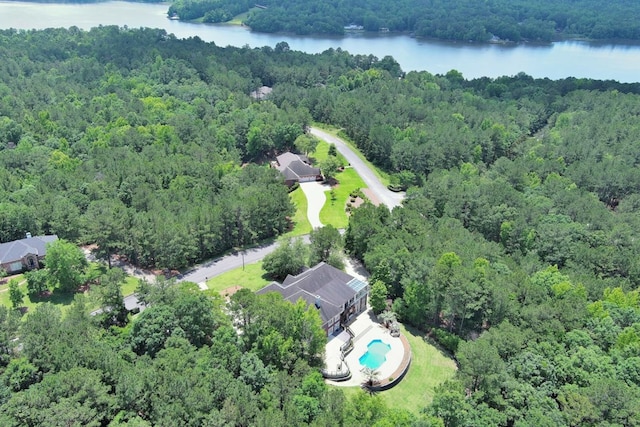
(325, 308, 409, 387)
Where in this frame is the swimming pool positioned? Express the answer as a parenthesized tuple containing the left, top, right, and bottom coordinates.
(359, 339, 391, 370)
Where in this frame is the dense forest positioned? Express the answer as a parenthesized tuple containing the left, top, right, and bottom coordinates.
(2, 26, 640, 425)
(168, 0, 640, 41)
(0, 27, 308, 270)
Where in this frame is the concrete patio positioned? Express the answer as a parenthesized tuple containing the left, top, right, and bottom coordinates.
(325, 308, 406, 387)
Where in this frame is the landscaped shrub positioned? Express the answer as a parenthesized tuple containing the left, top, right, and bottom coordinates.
(288, 182, 300, 193)
(432, 328, 460, 354)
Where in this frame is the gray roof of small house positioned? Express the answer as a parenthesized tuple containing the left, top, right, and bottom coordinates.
(276, 152, 300, 167)
(257, 262, 359, 326)
(276, 152, 321, 181)
(250, 86, 273, 100)
(0, 235, 59, 264)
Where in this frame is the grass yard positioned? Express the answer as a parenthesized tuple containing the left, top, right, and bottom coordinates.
(312, 139, 348, 165)
(313, 124, 391, 186)
(0, 268, 144, 316)
(285, 186, 313, 237)
(285, 139, 357, 231)
(206, 261, 271, 294)
(227, 8, 259, 25)
(330, 323, 457, 414)
(0, 276, 42, 313)
(122, 276, 140, 297)
(0, 280, 80, 316)
(319, 168, 366, 229)
(381, 324, 457, 412)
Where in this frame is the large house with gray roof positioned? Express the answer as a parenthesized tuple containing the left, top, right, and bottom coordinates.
(257, 262, 369, 335)
(0, 235, 58, 274)
(274, 152, 322, 186)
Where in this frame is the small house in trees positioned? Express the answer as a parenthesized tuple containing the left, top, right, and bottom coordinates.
(0, 234, 58, 274)
(274, 152, 322, 186)
(257, 262, 369, 334)
(250, 85, 272, 100)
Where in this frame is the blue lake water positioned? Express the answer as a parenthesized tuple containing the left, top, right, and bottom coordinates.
(1, 1, 640, 82)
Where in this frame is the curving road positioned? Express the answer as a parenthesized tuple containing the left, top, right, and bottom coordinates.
(309, 127, 404, 210)
(103, 129, 401, 312)
(185, 129, 403, 283)
(177, 235, 311, 284)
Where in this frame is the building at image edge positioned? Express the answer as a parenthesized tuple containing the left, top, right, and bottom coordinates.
(0, 235, 58, 274)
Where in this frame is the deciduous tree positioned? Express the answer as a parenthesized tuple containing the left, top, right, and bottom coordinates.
(319, 155, 341, 182)
(45, 239, 87, 292)
(7, 280, 23, 310)
(309, 225, 342, 266)
(369, 280, 388, 314)
(262, 238, 308, 280)
(294, 134, 319, 156)
(25, 269, 49, 297)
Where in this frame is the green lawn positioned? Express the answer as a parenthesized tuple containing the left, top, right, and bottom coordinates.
(382, 324, 457, 412)
(284, 187, 312, 237)
(0, 279, 79, 316)
(331, 324, 457, 414)
(206, 261, 271, 294)
(313, 124, 391, 186)
(0, 268, 143, 316)
(319, 168, 366, 229)
(122, 276, 140, 296)
(285, 139, 356, 232)
(0, 274, 23, 292)
(0, 276, 39, 313)
(227, 8, 259, 25)
(312, 139, 348, 165)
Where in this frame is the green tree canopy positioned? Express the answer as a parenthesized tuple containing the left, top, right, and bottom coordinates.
(262, 238, 308, 280)
(45, 239, 88, 292)
(369, 280, 388, 314)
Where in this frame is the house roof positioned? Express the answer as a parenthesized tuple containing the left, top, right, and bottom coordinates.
(276, 152, 321, 180)
(250, 86, 273, 100)
(257, 262, 360, 326)
(0, 235, 59, 264)
(276, 152, 300, 168)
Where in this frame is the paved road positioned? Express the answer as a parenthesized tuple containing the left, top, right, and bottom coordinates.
(178, 235, 312, 285)
(309, 127, 404, 210)
(100, 131, 393, 311)
(91, 236, 312, 315)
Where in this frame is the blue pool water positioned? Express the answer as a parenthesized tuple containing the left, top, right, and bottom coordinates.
(359, 339, 391, 370)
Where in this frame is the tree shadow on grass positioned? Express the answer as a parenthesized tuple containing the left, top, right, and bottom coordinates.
(30, 288, 76, 307)
(402, 323, 457, 360)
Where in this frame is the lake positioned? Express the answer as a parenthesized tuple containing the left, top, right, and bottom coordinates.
(1, 0, 640, 82)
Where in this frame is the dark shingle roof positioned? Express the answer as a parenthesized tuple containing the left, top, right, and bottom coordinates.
(276, 152, 320, 180)
(276, 152, 300, 167)
(257, 262, 357, 326)
(0, 235, 58, 264)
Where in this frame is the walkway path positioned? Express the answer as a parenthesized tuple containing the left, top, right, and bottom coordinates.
(299, 181, 331, 229)
(309, 127, 404, 210)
